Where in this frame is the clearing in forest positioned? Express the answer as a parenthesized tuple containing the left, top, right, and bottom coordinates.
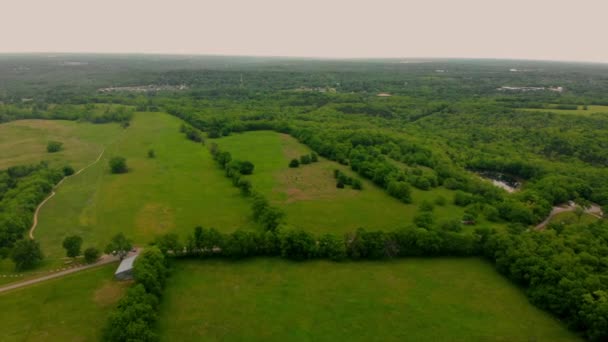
(0, 119, 123, 170)
(522, 105, 608, 116)
(216, 131, 466, 234)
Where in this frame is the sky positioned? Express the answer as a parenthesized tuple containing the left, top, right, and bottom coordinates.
(1, 0, 607, 63)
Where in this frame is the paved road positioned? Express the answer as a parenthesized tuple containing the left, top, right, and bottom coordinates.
(0, 254, 118, 294)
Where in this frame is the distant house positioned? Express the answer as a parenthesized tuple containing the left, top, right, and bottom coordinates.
(114, 254, 138, 280)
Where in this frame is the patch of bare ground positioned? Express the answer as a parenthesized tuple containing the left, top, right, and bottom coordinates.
(94, 280, 131, 307)
(282, 156, 351, 202)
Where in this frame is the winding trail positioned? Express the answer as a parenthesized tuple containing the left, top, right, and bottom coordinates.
(535, 203, 603, 230)
(28, 147, 106, 239)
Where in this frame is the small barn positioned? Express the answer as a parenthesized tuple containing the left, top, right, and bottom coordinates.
(114, 254, 138, 280)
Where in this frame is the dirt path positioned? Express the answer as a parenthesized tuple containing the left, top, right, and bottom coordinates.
(28, 147, 106, 239)
(535, 203, 603, 230)
(0, 254, 118, 294)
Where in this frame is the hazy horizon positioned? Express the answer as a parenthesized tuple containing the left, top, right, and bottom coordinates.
(3, 0, 608, 64)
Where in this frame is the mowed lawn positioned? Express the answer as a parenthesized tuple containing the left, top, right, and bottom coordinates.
(35, 112, 255, 261)
(0, 119, 123, 170)
(158, 258, 581, 342)
(0, 264, 127, 342)
(216, 131, 465, 234)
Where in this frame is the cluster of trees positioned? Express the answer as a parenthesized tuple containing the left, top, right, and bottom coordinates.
(0, 163, 65, 268)
(288, 153, 318, 168)
(0, 103, 133, 125)
(62, 234, 100, 264)
(179, 123, 204, 143)
(103, 247, 168, 342)
(333, 169, 362, 190)
(208, 143, 256, 196)
(482, 221, 608, 341)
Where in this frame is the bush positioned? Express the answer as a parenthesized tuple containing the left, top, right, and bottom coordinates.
(310, 153, 319, 162)
(280, 229, 316, 260)
(62, 235, 83, 258)
(317, 234, 346, 261)
(84, 247, 100, 264)
(62, 165, 75, 176)
(289, 159, 300, 168)
(238, 179, 252, 196)
(238, 161, 255, 175)
(109, 156, 128, 174)
(47, 141, 63, 153)
(11, 239, 43, 270)
(147, 149, 155, 158)
(300, 155, 311, 165)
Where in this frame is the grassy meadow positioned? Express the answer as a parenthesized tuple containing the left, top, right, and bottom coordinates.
(549, 211, 600, 226)
(0, 119, 123, 170)
(216, 131, 467, 234)
(158, 258, 581, 342)
(522, 105, 608, 116)
(0, 264, 127, 342)
(32, 112, 255, 263)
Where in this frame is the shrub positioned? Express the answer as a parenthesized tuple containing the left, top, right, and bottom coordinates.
(289, 159, 300, 168)
(300, 155, 311, 165)
(84, 247, 100, 264)
(147, 149, 155, 158)
(62, 235, 83, 258)
(47, 141, 63, 153)
(310, 153, 319, 162)
(109, 156, 128, 174)
(280, 229, 316, 260)
(238, 161, 255, 175)
(62, 165, 75, 176)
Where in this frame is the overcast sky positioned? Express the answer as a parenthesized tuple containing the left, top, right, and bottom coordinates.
(1, 0, 606, 63)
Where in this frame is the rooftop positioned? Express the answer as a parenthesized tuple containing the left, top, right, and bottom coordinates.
(115, 254, 138, 275)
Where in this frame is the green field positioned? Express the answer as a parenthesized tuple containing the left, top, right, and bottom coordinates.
(549, 211, 600, 226)
(216, 131, 467, 234)
(0, 119, 123, 170)
(0, 264, 126, 342)
(33, 112, 255, 263)
(158, 258, 581, 342)
(523, 105, 608, 116)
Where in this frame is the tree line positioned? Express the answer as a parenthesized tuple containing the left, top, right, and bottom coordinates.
(0, 163, 65, 268)
(103, 247, 168, 342)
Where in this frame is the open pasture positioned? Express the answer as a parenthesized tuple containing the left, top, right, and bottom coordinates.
(34, 112, 255, 262)
(216, 131, 467, 234)
(157, 258, 581, 342)
(0, 264, 126, 342)
(0, 119, 123, 170)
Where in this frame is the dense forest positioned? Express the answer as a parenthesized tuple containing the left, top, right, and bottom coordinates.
(0, 55, 607, 340)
